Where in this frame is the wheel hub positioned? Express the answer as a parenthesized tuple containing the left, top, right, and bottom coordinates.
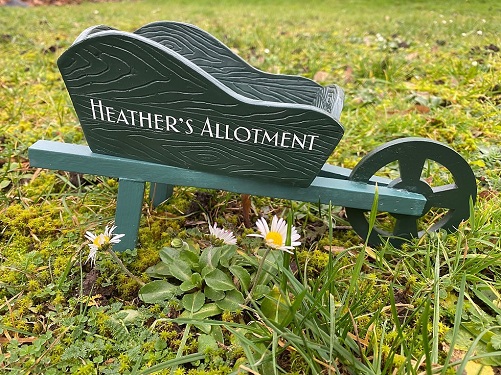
(387, 178, 434, 216)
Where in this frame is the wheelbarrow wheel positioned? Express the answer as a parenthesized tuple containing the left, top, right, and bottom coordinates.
(346, 137, 477, 247)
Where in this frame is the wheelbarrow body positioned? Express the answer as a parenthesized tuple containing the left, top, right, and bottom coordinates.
(29, 22, 477, 249)
(57, 22, 344, 188)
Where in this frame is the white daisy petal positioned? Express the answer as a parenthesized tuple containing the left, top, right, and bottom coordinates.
(279, 217, 288, 232)
(84, 231, 96, 242)
(110, 235, 125, 244)
(86, 244, 98, 266)
(270, 215, 279, 231)
(255, 217, 269, 237)
(208, 223, 237, 245)
(291, 229, 301, 243)
(84, 225, 124, 268)
(249, 215, 301, 253)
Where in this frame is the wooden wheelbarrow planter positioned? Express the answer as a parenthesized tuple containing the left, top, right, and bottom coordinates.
(28, 22, 477, 250)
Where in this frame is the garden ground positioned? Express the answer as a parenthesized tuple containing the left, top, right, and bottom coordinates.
(1, 0, 500, 373)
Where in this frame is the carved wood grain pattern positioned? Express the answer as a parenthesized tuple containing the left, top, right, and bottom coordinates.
(58, 32, 344, 187)
(134, 22, 321, 106)
(313, 85, 345, 120)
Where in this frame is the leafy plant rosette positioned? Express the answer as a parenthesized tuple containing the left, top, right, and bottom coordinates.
(138, 239, 277, 320)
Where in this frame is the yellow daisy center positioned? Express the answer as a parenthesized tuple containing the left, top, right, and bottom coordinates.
(93, 235, 110, 247)
(265, 231, 283, 247)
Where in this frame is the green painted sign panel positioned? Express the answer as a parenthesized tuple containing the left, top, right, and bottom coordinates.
(58, 22, 344, 187)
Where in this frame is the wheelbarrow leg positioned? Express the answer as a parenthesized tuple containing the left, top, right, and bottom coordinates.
(114, 178, 145, 251)
(149, 182, 174, 207)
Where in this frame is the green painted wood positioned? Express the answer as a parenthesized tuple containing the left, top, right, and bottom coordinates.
(57, 26, 344, 187)
(149, 182, 173, 207)
(133, 21, 344, 118)
(319, 164, 391, 186)
(345, 137, 478, 247)
(115, 178, 145, 251)
(29, 140, 426, 216)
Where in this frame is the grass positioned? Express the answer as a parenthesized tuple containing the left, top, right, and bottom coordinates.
(1, 0, 501, 373)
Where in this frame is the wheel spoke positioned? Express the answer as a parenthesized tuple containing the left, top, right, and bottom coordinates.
(348, 138, 477, 247)
(428, 184, 464, 209)
(393, 214, 418, 238)
(398, 156, 426, 184)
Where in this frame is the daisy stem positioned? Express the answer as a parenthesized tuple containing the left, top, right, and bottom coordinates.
(280, 209, 293, 295)
(280, 252, 290, 294)
(245, 247, 272, 304)
(106, 248, 145, 287)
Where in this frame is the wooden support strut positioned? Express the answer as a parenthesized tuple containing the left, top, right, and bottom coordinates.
(115, 178, 145, 250)
(149, 182, 174, 208)
(28, 140, 428, 251)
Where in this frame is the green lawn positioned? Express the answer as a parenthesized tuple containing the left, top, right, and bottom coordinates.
(1, 0, 500, 374)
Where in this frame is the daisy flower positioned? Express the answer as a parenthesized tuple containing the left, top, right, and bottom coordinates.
(208, 223, 237, 245)
(84, 225, 125, 266)
(248, 215, 301, 253)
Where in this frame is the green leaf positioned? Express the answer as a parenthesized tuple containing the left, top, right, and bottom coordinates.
(252, 284, 271, 299)
(0, 180, 11, 190)
(191, 273, 203, 287)
(491, 334, 501, 350)
(159, 247, 181, 264)
(181, 291, 205, 312)
(205, 285, 225, 301)
(184, 239, 201, 255)
(229, 265, 251, 291)
(198, 334, 218, 353)
(169, 260, 193, 282)
(200, 246, 222, 270)
(260, 286, 291, 325)
(139, 280, 178, 304)
(205, 269, 235, 291)
(210, 325, 224, 345)
(180, 273, 202, 292)
(215, 289, 244, 312)
(179, 303, 222, 320)
(140, 353, 205, 375)
(179, 280, 196, 292)
(145, 262, 172, 278)
(201, 265, 213, 278)
(219, 245, 237, 268)
(254, 248, 282, 284)
(179, 248, 200, 269)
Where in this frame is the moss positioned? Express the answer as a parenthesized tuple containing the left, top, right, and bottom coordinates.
(51, 254, 75, 279)
(159, 329, 179, 342)
(118, 352, 132, 372)
(1, 202, 75, 290)
(129, 247, 160, 273)
(27, 279, 41, 293)
(221, 311, 242, 323)
(295, 249, 330, 279)
(22, 172, 61, 200)
(0, 229, 35, 261)
(186, 366, 232, 374)
(392, 353, 407, 369)
(3, 202, 62, 237)
(116, 274, 141, 300)
(0, 2, 499, 373)
(53, 291, 66, 306)
(74, 363, 95, 375)
(95, 310, 111, 336)
(138, 221, 175, 248)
